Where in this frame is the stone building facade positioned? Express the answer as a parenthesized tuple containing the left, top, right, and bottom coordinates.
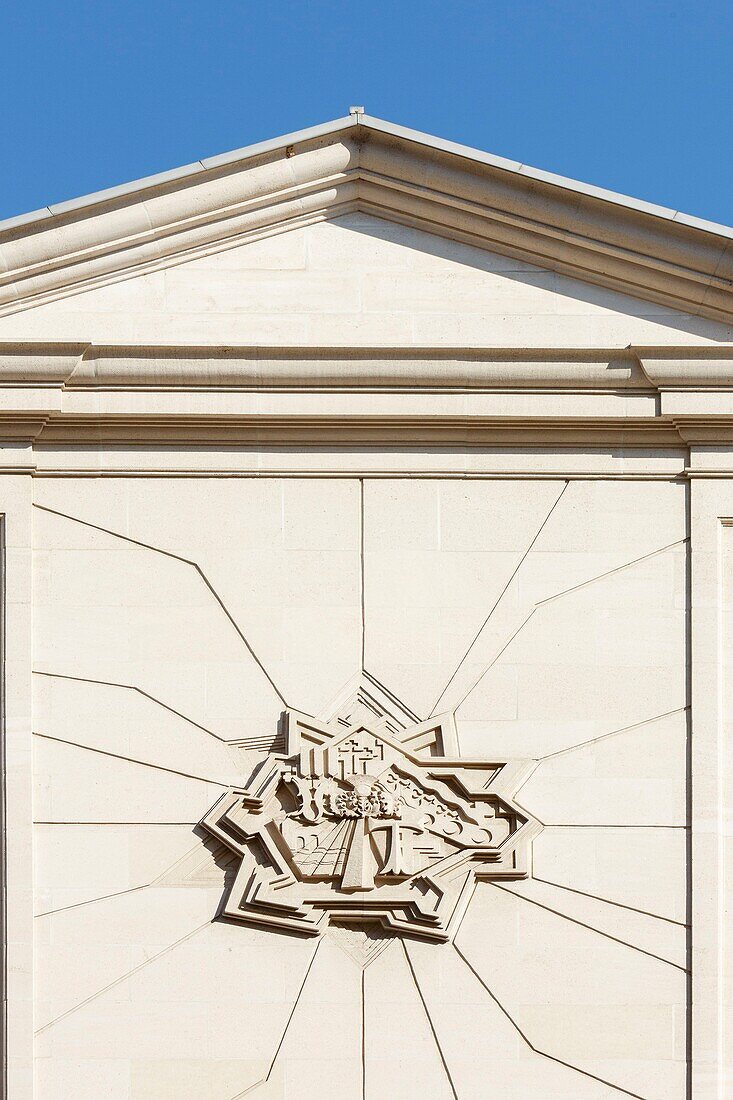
(0, 113, 731, 1097)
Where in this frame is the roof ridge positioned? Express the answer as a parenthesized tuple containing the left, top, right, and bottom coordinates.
(1, 113, 731, 242)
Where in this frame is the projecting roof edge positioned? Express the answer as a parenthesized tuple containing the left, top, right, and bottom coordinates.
(0, 113, 730, 242)
(1, 114, 731, 326)
(0, 116, 358, 233)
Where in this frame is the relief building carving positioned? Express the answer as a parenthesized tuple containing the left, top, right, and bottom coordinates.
(202, 676, 539, 941)
(0, 108, 709, 1097)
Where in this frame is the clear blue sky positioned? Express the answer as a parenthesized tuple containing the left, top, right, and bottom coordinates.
(1, 1, 731, 224)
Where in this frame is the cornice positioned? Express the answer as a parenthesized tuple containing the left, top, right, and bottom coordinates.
(1, 341, 733, 387)
(0, 122, 731, 323)
(0, 343, 652, 389)
(0, 342, 732, 447)
(636, 349, 733, 387)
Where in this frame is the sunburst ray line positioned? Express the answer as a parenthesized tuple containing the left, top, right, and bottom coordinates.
(452, 607, 536, 712)
(35, 918, 212, 1035)
(230, 939, 322, 1098)
(33, 669, 229, 743)
(542, 823, 688, 829)
(34, 882, 152, 919)
(34, 503, 288, 705)
(490, 882, 688, 972)
(33, 730, 232, 787)
(531, 876, 689, 927)
(533, 706, 688, 762)
(449, 532, 687, 716)
(451, 940, 647, 1099)
(536, 537, 688, 607)
(360, 477, 366, 672)
(429, 480, 569, 716)
(36, 828, 246, 923)
(361, 967, 366, 1100)
(402, 941, 461, 1100)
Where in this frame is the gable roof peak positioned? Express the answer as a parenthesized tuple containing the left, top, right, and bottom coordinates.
(1, 112, 729, 240)
(1, 113, 732, 325)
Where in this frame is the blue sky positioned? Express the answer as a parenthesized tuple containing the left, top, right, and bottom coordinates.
(1, 1, 731, 224)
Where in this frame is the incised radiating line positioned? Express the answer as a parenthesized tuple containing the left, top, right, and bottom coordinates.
(231, 938, 322, 1098)
(535, 537, 688, 607)
(509, 709, 686, 827)
(36, 918, 212, 1035)
(32, 731, 232, 787)
(445, 526, 686, 717)
(452, 607, 537, 712)
(535, 706, 688, 760)
(35, 824, 243, 920)
(451, 941, 647, 1099)
(34, 883, 152, 919)
(34, 503, 288, 706)
(361, 967, 366, 1100)
(531, 876, 689, 927)
(542, 823, 688, 829)
(33, 669, 230, 743)
(429, 480, 569, 715)
(490, 882, 688, 972)
(34, 820, 200, 825)
(360, 477, 366, 671)
(401, 941, 460, 1100)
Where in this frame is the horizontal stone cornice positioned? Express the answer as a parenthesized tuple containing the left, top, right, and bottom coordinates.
(0, 342, 731, 446)
(2, 342, 733, 388)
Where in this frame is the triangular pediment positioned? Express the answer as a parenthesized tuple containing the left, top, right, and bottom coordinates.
(0, 114, 731, 337)
(0, 211, 729, 346)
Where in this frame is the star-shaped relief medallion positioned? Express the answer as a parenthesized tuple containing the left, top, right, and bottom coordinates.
(201, 673, 539, 944)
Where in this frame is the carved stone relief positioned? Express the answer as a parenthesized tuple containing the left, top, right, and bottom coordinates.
(201, 674, 539, 941)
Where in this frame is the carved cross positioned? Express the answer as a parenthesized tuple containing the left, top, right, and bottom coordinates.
(336, 736, 384, 778)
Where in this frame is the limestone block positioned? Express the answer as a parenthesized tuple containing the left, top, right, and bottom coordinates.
(33, 822, 202, 914)
(457, 885, 686, 1099)
(364, 942, 455, 1100)
(533, 826, 687, 923)
(1, 213, 730, 346)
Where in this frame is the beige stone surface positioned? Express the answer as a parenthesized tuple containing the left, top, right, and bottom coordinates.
(21, 469, 690, 1096)
(3, 115, 733, 1097)
(0, 213, 730, 347)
